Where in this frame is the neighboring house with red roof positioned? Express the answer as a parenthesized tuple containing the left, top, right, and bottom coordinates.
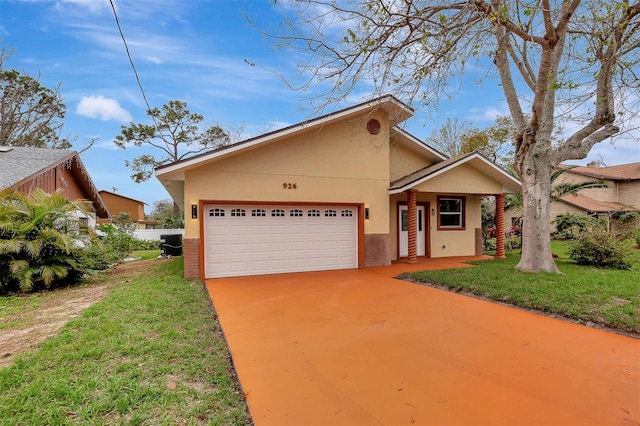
(550, 161, 640, 232)
(0, 145, 110, 228)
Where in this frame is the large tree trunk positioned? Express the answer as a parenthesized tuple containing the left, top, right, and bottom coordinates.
(516, 157, 560, 273)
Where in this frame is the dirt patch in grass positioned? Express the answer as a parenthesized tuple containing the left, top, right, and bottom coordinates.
(0, 260, 151, 369)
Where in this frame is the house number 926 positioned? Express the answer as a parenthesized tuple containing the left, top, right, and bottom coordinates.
(282, 183, 297, 189)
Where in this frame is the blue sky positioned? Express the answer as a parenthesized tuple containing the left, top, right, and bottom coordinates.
(1, 0, 638, 213)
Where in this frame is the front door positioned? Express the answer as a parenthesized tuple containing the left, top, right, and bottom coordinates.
(399, 205, 426, 257)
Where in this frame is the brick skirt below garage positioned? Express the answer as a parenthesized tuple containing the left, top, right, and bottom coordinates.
(187, 234, 391, 279)
(183, 238, 200, 279)
(365, 233, 391, 267)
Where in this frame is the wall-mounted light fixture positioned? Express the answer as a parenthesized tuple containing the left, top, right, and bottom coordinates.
(365, 207, 370, 220)
(191, 204, 198, 219)
(431, 208, 436, 216)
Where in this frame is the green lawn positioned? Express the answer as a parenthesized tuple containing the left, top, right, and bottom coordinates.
(130, 249, 162, 260)
(403, 241, 640, 334)
(0, 258, 251, 425)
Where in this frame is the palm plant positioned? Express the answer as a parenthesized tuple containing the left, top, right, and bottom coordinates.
(0, 189, 90, 292)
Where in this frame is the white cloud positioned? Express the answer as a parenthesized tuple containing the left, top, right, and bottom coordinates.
(48, 0, 111, 14)
(466, 104, 511, 122)
(76, 95, 132, 122)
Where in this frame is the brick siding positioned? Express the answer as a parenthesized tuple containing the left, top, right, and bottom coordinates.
(365, 233, 391, 267)
(183, 238, 201, 279)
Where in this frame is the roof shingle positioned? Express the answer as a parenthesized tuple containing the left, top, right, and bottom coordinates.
(558, 193, 639, 213)
(562, 162, 640, 181)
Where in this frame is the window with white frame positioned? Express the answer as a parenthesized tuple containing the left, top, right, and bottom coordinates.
(438, 196, 465, 229)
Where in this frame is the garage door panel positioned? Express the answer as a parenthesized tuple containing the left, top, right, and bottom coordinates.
(204, 204, 358, 278)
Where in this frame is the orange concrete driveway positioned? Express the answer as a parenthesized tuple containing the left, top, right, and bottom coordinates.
(206, 259, 639, 425)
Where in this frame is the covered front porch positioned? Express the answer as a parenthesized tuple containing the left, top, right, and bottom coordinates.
(388, 153, 522, 263)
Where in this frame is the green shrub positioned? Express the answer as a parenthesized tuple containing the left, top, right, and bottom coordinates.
(615, 212, 640, 241)
(568, 228, 633, 269)
(0, 189, 90, 293)
(505, 236, 522, 250)
(483, 236, 521, 253)
(636, 230, 640, 247)
(129, 238, 161, 251)
(552, 213, 596, 240)
(79, 238, 124, 271)
(483, 238, 496, 252)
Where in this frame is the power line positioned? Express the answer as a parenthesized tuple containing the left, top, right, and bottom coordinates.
(108, 0, 163, 134)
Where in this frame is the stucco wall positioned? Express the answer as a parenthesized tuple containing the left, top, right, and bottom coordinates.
(388, 138, 431, 182)
(389, 192, 483, 259)
(618, 181, 640, 208)
(558, 173, 617, 201)
(184, 110, 392, 239)
(412, 163, 506, 195)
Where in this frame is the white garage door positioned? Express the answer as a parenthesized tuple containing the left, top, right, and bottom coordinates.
(204, 204, 358, 278)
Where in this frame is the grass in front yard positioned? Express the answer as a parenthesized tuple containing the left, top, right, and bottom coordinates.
(130, 249, 162, 260)
(403, 242, 640, 334)
(0, 258, 251, 425)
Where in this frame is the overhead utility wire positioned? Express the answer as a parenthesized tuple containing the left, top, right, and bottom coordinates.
(108, 0, 164, 137)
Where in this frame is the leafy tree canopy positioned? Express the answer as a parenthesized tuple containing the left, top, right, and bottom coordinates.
(115, 100, 230, 183)
(272, 0, 640, 273)
(0, 44, 71, 149)
(148, 199, 184, 229)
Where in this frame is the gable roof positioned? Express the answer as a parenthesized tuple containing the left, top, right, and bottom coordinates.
(561, 162, 640, 181)
(155, 95, 416, 207)
(558, 193, 640, 213)
(0, 145, 109, 218)
(389, 152, 522, 194)
(98, 190, 147, 206)
(0, 146, 75, 186)
(155, 95, 413, 179)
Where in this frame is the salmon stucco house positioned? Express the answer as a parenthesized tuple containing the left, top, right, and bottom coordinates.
(155, 96, 521, 280)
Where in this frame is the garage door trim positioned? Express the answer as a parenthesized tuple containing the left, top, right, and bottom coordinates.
(198, 200, 365, 279)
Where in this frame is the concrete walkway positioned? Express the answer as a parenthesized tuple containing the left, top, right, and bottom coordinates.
(206, 258, 640, 425)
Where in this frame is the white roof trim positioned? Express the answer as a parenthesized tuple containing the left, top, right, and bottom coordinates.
(389, 152, 522, 194)
(156, 96, 413, 178)
(391, 127, 448, 161)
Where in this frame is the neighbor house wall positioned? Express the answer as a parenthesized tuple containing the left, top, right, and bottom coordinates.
(558, 173, 617, 201)
(549, 201, 585, 232)
(618, 181, 640, 208)
(15, 165, 89, 204)
(98, 191, 145, 222)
